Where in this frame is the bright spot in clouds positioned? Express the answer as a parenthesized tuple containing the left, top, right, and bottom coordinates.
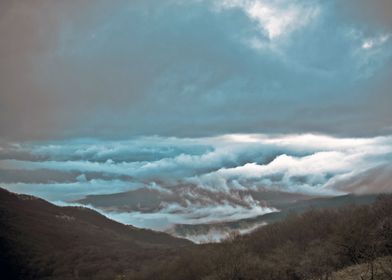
(362, 34, 390, 49)
(217, 0, 320, 39)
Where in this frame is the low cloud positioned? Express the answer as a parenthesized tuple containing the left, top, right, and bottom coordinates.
(1, 134, 392, 229)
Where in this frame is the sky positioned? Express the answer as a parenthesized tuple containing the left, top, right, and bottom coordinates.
(1, 0, 392, 231)
(1, 0, 392, 140)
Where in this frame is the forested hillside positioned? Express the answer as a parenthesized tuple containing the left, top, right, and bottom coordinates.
(0, 188, 191, 280)
(1, 188, 391, 280)
(134, 193, 392, 280)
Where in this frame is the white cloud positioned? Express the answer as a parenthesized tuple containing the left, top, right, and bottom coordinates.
(2, 134, 392, 194)
(178, 222, 267, 243)
(190, 151, 360, 194)
(89, 201, 275, 231)
(362, 34, 390, 49)
(216, 0, 320, 40)
(1, 133, 392, 230)
(346, 28, 392, 79)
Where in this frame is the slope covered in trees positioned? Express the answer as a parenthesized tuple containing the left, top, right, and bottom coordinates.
(148, 194, 392, 280)
(0, 188, 191, 280)
(1, 187, 392, 280)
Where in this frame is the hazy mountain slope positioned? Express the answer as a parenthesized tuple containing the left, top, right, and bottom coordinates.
(0, 188, 191, 280)
(76, 187, 176, 213)
(139, 195, 392, 280)
(75, 187, 378, 243)
(76, 188, 315, 212)
(169, 194, 378, 241)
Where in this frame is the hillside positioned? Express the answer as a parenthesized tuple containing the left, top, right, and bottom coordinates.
(168, 194, 378, 241)
(134, 194, 392, 280)
(333, 257, 392, 280)
(75, 188, 315, 212)
(76, 188, 378, 243)
(0, 188, 191, 280)
(1, 188, 392, 280)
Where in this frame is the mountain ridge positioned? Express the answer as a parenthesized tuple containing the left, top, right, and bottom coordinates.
(0, 187, 192, 280)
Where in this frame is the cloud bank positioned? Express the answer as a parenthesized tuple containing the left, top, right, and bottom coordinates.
(1, 134, 392, 229)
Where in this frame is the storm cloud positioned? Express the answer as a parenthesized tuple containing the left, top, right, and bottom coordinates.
(1, 0, 392, 140)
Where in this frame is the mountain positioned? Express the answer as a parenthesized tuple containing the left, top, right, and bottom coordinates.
(0, 188, 191, 280)
(144, 194, 392, 280)
(1, 188, 391, 280)
(75, 187, 315, 213)
(168, 194, 378, 242)
(76, 187, 177, 213)
(75, 187, 378, 243)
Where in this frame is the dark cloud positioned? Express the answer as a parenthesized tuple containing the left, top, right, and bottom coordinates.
(339, 0, 392, 29)
(0, 0, 391, 141)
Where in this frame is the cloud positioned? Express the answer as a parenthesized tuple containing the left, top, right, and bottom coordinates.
(1, 0, 392, 140)
(72, 200, 275, 231)
(1, 133, 392, 229)
(362, 34, 390, 50)
(217, 0, 320, 40)
(338, 0, 392, 29)
(188, 150, 376, 194)
(2, 133, 392, 196)
(175, 222, 267, 243)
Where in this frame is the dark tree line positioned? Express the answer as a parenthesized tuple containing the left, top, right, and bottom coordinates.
(1, 188, 392, 280)
(131, 195, 392, 280)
